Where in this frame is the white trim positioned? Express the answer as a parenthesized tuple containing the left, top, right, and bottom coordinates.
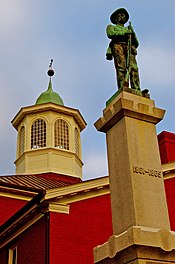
(8, 246, 17, 264)
(56, 188, 110, 204)
(0, 214, 43, 250)
(45, 177, 109, 200)
(162, 162, 175, 179)
(48, 203, 70, 214)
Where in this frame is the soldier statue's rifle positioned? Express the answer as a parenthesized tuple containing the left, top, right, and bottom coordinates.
(124, 22, 132, 87)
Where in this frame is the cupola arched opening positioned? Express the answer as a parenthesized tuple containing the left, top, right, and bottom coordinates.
(54, 119, 69, 150)
(19, 126, 25, 155)
(31, 119, 46, 149)
(75, 127, 80, 156)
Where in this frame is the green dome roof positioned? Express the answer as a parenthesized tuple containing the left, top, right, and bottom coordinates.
(35, 79, 64, 106)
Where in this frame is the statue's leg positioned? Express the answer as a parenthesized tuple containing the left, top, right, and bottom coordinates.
(130, 54, 140, 90)
(117, 70, 126, 90)
(112, 44, 127, 90)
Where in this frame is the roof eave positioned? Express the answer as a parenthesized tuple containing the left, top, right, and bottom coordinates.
(11, 102, 87, 131)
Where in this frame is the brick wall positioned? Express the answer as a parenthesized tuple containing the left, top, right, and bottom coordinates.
(158, 131, 175, 164)
(0, 215, 47, 264)
(164, 178, 175, 231)
(157, 131, 175, 231)
(50, 194, 112, 264)
(0, 247, 8, 264)
(17, 215, 47, 264)
(0, 196, 26, 225)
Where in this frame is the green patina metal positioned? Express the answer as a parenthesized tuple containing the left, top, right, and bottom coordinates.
(35, 78, 64, 106)
(106, 8, 140, 91)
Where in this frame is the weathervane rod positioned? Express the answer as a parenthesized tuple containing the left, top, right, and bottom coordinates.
(49, 59, 53, 69)
(47, 59, 54, 79)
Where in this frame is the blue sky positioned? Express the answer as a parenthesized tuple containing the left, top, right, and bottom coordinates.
(0, 0, 175, 180)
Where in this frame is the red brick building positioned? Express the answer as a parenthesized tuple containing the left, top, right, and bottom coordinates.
(0, 71, 175, 263)
(0, 173, 113, 264)
(158, 131, 175, 231)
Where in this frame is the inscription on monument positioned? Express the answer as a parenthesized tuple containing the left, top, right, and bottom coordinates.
(133, 166, 161, 178)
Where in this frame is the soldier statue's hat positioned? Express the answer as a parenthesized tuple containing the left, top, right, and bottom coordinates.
(110, 8, 129, 24)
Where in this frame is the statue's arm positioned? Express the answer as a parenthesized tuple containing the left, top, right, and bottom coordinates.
(106, 25, 124, 39)
(128, 25, 139, 48)
(106, 25, 115, 39)
(135, 35, 139, 48)
(132, 31, 139, 48)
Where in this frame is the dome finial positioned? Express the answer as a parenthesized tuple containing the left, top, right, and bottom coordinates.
(35, 60, 64, 106)
(47, 59, 54, 77)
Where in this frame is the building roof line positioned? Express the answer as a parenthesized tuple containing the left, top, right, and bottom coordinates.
(0, 190, 45, 236)
(45, 176, 109, 200)
(0, 181, 43, 193)
(11, 102, 87, 131)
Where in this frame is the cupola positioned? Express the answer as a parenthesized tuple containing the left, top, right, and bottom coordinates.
(11, 61, 86, 180)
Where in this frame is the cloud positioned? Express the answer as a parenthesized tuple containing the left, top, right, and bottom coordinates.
(138, 44, 175, 89)
(83, 152, 108, 180)
(0, 1, 29, 35)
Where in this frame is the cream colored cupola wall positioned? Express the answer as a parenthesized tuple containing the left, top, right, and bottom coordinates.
(11, 61, 86, 179)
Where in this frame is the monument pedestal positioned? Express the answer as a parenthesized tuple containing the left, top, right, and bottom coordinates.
(94, 91, 175, 263)
(94, 226, 175, 263)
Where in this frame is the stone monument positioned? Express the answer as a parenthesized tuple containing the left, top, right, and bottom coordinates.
(93, 8, 175, 264)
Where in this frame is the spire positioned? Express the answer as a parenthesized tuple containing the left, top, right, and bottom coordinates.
(35, 59, 64, 106)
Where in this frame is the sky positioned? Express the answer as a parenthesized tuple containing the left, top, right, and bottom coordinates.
(0, 0, 175, 180)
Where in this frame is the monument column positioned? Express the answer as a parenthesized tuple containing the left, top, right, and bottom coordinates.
(95, 91, 170, 235)
(94, 7, 175, 264)
(94, 90, 175, 264)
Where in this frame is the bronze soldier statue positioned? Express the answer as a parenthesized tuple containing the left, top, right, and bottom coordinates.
(106, 8, 140, 90)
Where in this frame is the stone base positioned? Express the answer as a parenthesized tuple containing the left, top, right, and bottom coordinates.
(94, 226, 175, 263)
(106, 86, 150, 107)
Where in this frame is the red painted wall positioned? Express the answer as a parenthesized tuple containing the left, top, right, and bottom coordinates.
(158, 131, 175, 164)
(157, 131, 175, 231)
(17, 216, 46, 264)
(0, 215, 47, 264)
(164, 178, 175, 231)
(50, 194, 112, 264)
(38, 172, 81, 184)
(0, 196, 26, 225)
(0, 248, 7, 264)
